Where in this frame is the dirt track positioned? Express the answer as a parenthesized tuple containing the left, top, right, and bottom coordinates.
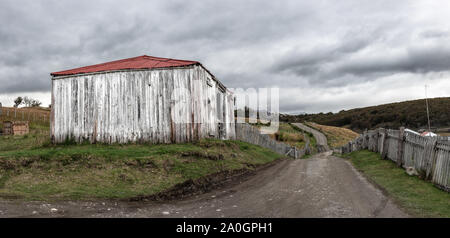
(0, 152, 408, 218)
(292, 123, 330, 152)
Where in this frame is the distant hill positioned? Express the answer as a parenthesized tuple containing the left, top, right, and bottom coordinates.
(281, 97, 450, 132)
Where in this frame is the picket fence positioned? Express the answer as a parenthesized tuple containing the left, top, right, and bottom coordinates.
(341, 128, 450, 192)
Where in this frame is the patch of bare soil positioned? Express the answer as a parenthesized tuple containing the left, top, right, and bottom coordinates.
(129, 158, 284, 201)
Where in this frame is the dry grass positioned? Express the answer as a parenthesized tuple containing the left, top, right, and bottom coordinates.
(438, 132, 450, 136)
(1, 107, 50, 131)
(306, 122, 359, 148)
(270, 123, 307, 148)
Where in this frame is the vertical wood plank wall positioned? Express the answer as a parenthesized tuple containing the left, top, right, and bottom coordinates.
(52, 65, 235, 144)
(341, 128, 450, 192)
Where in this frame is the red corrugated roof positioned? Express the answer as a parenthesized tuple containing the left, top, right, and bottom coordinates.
(51, 55, 199, 76)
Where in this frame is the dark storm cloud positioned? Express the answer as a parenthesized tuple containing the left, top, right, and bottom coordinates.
(0, 0, 315, 94)
(271, 36, 372, 76)
(1, 0, 450, 112)
(335, 46, 450, 76)
(273, 43, 450, 86)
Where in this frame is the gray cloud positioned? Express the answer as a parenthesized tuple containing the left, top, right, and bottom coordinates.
(271, 36, 373, 76)
(335, 47, 450, 76)
(1, 0, 450, 112)
(420, 30, 450, 39)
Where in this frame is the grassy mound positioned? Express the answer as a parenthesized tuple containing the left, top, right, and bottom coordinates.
(0, 126, 281, 200)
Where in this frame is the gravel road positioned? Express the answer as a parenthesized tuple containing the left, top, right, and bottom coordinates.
(0, 152, 408, 218)
(292, 123, 330, 152)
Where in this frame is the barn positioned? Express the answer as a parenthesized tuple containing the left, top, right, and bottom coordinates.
(50, 55, 236, 144)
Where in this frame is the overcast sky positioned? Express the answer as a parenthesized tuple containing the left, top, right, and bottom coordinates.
(1, 0, 450, 113)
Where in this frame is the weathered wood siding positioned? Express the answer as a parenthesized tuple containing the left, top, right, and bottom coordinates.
(403, 133, 427, 170)
(51, 65, 235, 144)
(341, 128, 450, 192)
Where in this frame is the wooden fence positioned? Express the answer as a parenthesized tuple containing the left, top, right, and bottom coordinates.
(0, 107, 50, 123)
(235, 123, 309, 159)
(341, 128, 450, 192)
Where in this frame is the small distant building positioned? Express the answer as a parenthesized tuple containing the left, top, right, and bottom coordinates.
(50, 55, 235, 144)
(405, 128, 420, 136)
(3, 121, 29, 135)
(421, 131, 437, 137)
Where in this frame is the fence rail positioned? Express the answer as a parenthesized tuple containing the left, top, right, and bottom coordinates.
(341, 128, 450, 192)
(0, 107, 50, 123)
(235, 123, 309, 159)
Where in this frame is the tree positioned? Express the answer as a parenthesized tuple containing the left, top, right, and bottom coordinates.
(14, 96, 23, 107)
(30, 99, 42, 107)
(22, 96, 31, 107)
(21, 96, 42, 107)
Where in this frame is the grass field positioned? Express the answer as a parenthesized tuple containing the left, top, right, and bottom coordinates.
(341, 150, 450, 217)
(0, 124, 282, 200)
(305, 122, 359, 148)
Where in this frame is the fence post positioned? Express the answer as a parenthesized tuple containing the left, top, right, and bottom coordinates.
(375, 129, 380, 153)
(425, 137, 438, 180)
(362, 129, 368, 149)
(396, 127, 405, 167)
(372, 129, 377, 152)
(381, 128, 389, 160)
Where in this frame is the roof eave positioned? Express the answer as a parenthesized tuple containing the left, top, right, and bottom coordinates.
(51, 62, 232, 95)
(50, 63, 200, 79)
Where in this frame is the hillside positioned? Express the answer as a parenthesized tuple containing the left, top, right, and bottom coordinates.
(281, 97, 450, 132)
(305, 122, 359, 148)
(0, 107, 50, 131)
